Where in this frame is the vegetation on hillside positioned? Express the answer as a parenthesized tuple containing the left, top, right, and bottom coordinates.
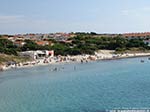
(0, 54, 31, 64)
(0, 38, 18, 55)
(50, 35, 149, 55)
(0, 34, 149, 56)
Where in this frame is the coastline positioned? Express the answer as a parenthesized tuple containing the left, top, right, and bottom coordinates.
(1, 51, 150, 71)
(100, 53, 150, 61)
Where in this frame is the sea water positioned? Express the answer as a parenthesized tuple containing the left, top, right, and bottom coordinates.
(0, 57, 150, 112)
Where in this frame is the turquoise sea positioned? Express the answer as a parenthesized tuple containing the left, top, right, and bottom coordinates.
(0, 57, 150, 112)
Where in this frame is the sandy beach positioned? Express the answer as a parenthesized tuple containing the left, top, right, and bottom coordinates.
(1, 50, 150, 71)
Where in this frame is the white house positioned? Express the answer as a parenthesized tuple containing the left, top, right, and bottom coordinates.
(19, 50, 54, 60)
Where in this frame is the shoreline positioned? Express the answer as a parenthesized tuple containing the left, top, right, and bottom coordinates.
(1, 51, 150, 71)
(100, 54, 150, 61)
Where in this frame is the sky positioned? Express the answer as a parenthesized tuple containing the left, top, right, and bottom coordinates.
(0, 0, 150, 34)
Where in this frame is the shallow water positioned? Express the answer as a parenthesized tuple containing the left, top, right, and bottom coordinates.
(0, 57, 150, 112)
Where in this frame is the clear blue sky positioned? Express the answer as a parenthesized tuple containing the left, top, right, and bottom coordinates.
(0, 0, 150, 34)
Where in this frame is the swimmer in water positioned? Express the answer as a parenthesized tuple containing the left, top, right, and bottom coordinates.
(74, 66, 76, 70)
(53, 67, 57, 71)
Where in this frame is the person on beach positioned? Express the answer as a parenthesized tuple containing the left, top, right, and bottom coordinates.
(81, 60, 83, 64)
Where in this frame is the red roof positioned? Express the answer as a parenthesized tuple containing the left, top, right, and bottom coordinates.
(123, 32, 150, 37)
(36, 41, 49, 46)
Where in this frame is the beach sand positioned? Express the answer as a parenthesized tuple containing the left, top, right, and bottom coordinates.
(1, 50, 150, 71)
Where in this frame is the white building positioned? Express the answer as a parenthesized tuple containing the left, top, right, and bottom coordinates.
(19, 50, 54, 60)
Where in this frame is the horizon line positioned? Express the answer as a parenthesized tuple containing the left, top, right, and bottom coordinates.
(1, 31, 150, 35)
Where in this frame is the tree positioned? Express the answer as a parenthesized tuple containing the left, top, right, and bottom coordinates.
(21, 40, 39, 51)
(0, 38, 18, 55)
